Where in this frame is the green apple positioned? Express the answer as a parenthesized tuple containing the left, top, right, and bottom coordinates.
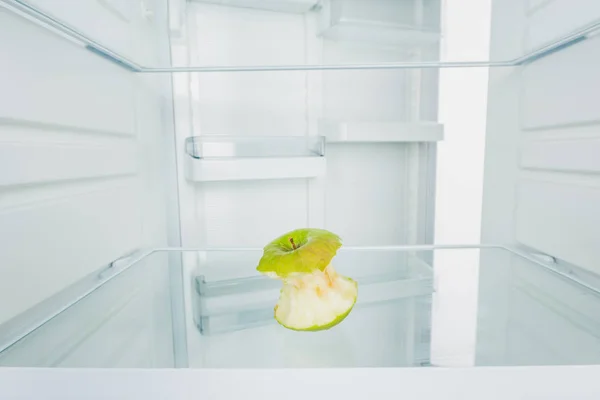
(256, 228, 358, 331)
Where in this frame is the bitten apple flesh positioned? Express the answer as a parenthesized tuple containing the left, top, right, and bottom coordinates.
(274, 265, 358, 331)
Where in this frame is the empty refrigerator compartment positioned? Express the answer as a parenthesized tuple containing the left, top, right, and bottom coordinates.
(320, 120, 444, 143)
(184, 136, 326, 182)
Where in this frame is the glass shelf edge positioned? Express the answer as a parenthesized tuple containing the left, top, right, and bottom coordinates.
(166, 244, 600, 297)
(141, 18, 600, 72)
(3, 0, 600, 73)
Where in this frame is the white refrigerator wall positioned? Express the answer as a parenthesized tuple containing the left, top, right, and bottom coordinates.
(0, 1, 179, 366)
(481, 0, 600, 276)
(173, 0, 442, 250)
(477, 0, 600, 366)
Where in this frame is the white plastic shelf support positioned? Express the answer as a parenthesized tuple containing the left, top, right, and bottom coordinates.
(320, 121, 444, 143)
(184, 136, 326, 182)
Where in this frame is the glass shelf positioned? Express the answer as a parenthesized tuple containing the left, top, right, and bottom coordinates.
(2, 0, 600, 72)
(0, 251, 180, 368)
(0, 245, 598, 369)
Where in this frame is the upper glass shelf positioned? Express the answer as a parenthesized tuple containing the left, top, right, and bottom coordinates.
(2, 0, 600, 72)
(0, 245, 598, 369)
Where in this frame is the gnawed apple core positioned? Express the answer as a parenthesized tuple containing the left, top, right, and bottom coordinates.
(274, 264, 358, 331)
(256, 228, 356, 331)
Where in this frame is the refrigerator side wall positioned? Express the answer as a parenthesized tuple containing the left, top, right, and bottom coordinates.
(478, 0, 600, 365)
(482, 0, 600, 276)
(0, 1, 178, 366)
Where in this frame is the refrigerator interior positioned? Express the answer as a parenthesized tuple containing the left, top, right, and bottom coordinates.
(0, 0, 599, 371)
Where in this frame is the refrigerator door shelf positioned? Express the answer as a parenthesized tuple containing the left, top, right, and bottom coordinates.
(184, 136, 326, 182)
(185, 156, 326, 182)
